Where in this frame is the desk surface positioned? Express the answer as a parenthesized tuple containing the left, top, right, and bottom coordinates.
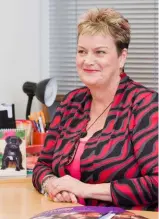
(0, 178, 158, 219)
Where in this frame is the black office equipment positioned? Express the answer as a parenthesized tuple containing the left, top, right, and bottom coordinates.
(0, 104, 16, 129)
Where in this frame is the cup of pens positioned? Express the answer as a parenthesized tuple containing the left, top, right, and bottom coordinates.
(32, 131, 46, 145)
(29, 111, 47, 145)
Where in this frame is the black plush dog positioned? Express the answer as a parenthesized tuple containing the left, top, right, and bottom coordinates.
(1, 136, 24, 171)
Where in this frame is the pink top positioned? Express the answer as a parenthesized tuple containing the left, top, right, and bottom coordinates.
(66, 140, 86, 205)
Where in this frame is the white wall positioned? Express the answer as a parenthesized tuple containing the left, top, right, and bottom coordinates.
(0, 0, 41, 119)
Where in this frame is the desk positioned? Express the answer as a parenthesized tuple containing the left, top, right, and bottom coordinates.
(0, 178, 158, 219)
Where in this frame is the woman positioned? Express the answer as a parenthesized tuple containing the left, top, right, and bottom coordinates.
(32, 8, 158, 210)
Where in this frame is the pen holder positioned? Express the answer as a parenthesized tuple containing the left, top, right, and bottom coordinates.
(32, 132, 47, 145)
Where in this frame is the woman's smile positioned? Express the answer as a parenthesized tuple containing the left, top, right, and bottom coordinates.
(83, 68, 100, 74)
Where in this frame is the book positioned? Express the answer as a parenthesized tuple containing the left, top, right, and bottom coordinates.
(0, 129, 27, 177)
(30, 206, 149, 219)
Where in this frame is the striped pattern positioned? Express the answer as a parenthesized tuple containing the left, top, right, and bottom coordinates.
(32, 74, 158, 210)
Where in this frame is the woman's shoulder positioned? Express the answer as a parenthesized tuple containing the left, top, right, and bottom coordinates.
(61, 86, 90, 104)
(127, 77, 158, 104)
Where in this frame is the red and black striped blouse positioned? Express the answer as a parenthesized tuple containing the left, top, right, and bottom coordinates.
(32, 73, 158, 210)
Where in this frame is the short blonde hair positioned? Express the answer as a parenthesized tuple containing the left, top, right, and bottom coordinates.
(78, 8, 130, 55)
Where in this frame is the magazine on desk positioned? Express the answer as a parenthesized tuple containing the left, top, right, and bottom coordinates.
(0, 129, 27, 177)
(30, 206, 149, 219)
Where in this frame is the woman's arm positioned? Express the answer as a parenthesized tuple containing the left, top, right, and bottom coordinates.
(110, 91, 158, 207)
(32, 115, 62, 192)
(32, 94, 69, 193)
(82, 183, 112, 202)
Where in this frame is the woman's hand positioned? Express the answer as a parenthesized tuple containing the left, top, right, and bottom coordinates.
(46, 175, 87, 199)
(53, 191, 78, 203)
(44, 176, 78, 203)
(45, 175, 112, 202)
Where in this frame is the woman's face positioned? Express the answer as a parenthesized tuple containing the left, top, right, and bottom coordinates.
(76, 34, 127, 89)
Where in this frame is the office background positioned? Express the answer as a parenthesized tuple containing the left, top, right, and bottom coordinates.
(0, 0, 42, 119)
(0, 0, 157, 119)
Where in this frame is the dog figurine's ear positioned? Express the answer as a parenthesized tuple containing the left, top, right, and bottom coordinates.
(5, 136, 12, 143)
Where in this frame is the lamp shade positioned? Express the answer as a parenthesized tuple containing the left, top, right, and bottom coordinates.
(35, 79, 48, 105)
(35, 77, 57, 107)
(22, 77, 57, 119)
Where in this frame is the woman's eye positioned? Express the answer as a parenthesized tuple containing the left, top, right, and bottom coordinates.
(78, 50, 85, 54)
(96, 50, 106, 54)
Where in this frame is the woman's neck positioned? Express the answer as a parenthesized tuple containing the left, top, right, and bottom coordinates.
(89, 75, 120, 110)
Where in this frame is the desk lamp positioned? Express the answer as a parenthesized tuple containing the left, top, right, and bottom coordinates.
(22, 77, 57, 119)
